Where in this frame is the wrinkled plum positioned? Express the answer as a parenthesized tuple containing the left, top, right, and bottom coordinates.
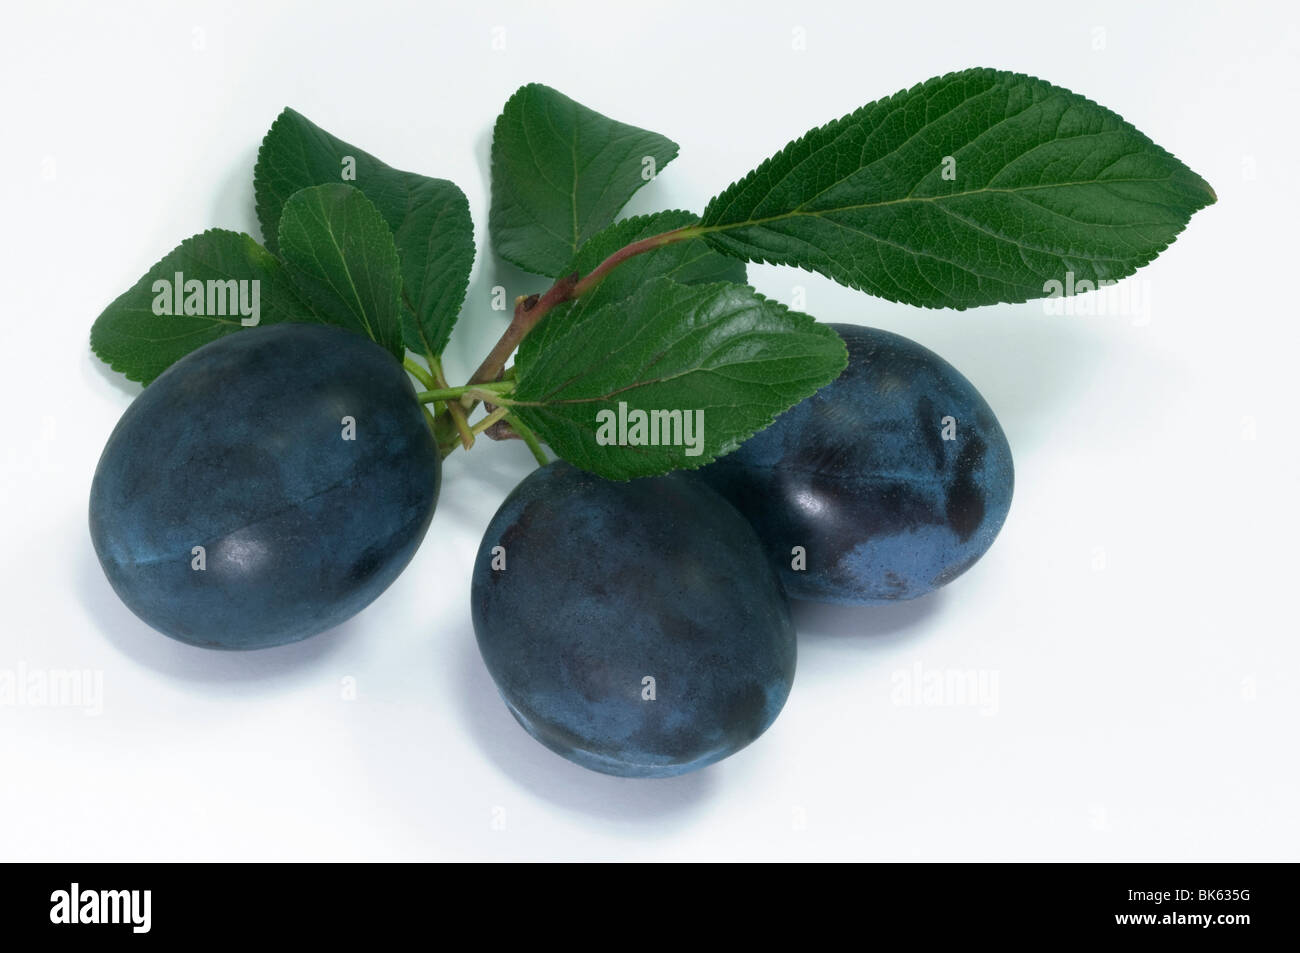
(89, 323, 439, 649)
(695, 323, 1013, 604)
(471, 462, 795, 778)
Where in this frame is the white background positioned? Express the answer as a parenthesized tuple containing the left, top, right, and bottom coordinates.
(1, 0, 1296, 861)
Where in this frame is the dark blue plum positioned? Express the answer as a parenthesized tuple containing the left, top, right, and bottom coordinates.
(695, 323, 1013, 605)
(471, 462, 795, 778)
(89, 323, 440, 649)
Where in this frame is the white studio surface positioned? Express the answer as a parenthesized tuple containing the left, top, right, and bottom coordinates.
(1, 0, 1296, 861)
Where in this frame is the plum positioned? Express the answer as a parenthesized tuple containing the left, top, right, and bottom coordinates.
(89, 323, 439, 649)
(471, 462, 796, 778)
(694, 323, 1013, 604)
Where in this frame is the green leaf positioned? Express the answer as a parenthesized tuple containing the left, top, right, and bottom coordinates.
(700, 68, 1216, 309)
(90, 229, 313, 385)
(277, 184, 404, 358)
(254, 107, 473, 356)
(394, 177, 475, 357)
(517, 210, 746, 369)
(511, 277, 847, 480)
(489, 84, 679, 277)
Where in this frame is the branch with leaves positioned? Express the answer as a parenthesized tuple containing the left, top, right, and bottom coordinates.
(90, 68, 1214, 481)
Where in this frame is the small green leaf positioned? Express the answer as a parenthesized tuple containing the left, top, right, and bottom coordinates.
(511, 277, 847, 480)
(489, 84, 679, 277)
(395, 177, 475, 358)
(90, 229, 312, 385)
(517, 210, 746, 369)
(255, 107, 473, 356)
(277, 184, 404, 358)
(700, 68, 1216, 309)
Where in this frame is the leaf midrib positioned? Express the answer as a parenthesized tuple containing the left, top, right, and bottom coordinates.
(293, 194, 379, 343)
(521, 288, 837, 407)
(700, 176, 1192, 235)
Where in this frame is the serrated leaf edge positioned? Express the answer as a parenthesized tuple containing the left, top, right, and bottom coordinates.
(699, 66, 1216, 311)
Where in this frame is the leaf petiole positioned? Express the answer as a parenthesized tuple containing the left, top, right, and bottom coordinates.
(425, 352, 475, 450)
(470, 406, 511, 435)
(415, 380, 515, 404)
(403, 355, 437, 390)
(508, 414, 549, 467)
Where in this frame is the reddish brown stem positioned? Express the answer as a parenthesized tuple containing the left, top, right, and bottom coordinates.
(467, 224, 701, 387)
(468, 274, 579, 386)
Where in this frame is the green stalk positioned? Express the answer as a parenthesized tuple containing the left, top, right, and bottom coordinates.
(403, 356, 437, 390)
(415, 380, 515, 404)
(470, 405, 511, 435)
(508, 414, 549, 467)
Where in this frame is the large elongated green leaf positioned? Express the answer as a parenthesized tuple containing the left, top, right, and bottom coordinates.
(511, 278, 847, 480)
(700, 68, 1216, 309)
(277, 184, 404, 358)
(90, 230, 313, 385)
(516, 210, 746, 370)
(489, 84, 679, 277)
(255, 107, 473, 356)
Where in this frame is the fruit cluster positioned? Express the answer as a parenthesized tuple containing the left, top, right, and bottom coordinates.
(472, 322, 1012, 775)
(91, 319, 1012, 775)
(86, 73, 1212, 779)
